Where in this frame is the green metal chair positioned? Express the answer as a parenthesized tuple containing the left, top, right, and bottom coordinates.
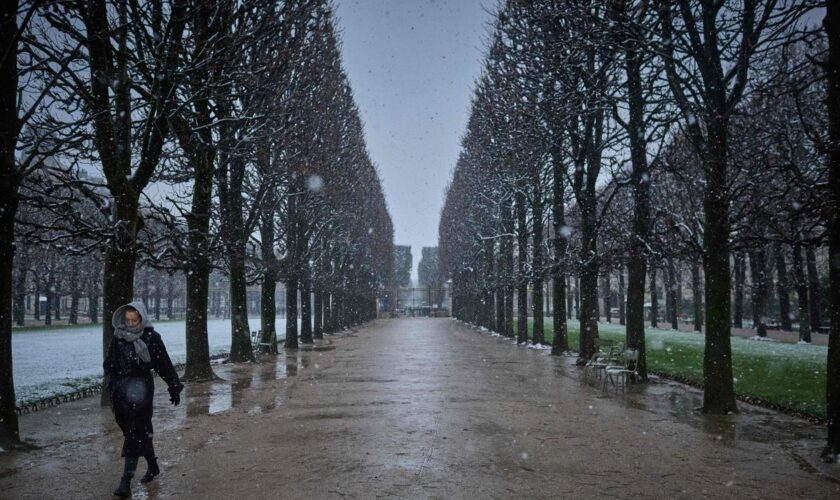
(604, 348, 640, 391)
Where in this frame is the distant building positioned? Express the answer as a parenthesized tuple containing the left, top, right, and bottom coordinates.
(394, 245, 412, 287)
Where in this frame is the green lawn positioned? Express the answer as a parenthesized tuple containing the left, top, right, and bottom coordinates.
(513, 318, 827, 419)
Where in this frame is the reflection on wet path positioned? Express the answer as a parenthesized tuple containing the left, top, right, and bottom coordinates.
(0, 336, 338, 497)
(180, 341, 330, 417)
(451, 320, 839, 492)
(577, 359, 826, 449)
(482, 322, 829, 454)
(8, 338, 335, 446)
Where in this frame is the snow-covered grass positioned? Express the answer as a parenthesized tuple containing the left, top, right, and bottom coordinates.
(11, 318, 186, 333)
(12, 317, 291, 405)
(515, 318, 828, 418)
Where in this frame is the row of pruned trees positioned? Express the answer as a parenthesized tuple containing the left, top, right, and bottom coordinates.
(9, 246, 187, 327)
(1, 0, 394, 449)
(562, 241, 828, 342)
(438, 0, 840, 460)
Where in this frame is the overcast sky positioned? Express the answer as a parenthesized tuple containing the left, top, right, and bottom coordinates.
(332, 0, 495, 279)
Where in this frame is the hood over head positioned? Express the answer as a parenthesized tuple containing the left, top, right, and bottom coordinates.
(112, 301, 153, 331)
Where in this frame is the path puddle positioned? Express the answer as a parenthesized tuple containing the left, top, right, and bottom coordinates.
(573, 358, 827, 451)
(180, 352, 306, 416)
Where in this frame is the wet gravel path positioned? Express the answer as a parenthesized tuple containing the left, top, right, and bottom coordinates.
(1, 318, 839, 499)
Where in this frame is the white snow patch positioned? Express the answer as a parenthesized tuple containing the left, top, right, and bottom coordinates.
(576, 319, 827, 365)
(749, 336, 778, 342)
(13, 317, 295, 404)
(527, 343, 551, 351)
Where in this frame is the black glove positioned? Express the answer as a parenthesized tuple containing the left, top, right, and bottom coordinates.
(168, 384, 183, 406)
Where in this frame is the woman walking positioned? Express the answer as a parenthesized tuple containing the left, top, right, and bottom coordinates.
(104, 301, 183, 498)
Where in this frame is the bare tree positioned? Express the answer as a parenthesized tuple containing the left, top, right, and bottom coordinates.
(655, 0, 812, 414)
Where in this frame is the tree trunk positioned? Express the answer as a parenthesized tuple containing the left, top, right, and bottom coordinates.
(32, 275, 40, 321)
(665, 258, 677, 330)
(259, 192, 278, 355)
(483, 238, 495, 330)
(793, 244, 811, 343)
(750, 249, 769, 337)
(88, 278, 99, 324)
(701, 130, 737, 415)
(574, 276, 580, 320)
(0, 214, 16, 443)
(153, 282, 161, 321)
(516, 189, 528, 344)
(184, 265, 215, 380)
(13, 248, 28, 327)
(324, 290, 333, 334)
(167, 277, 174, 319)
(12, 290, 25, 327)
(300, 276, 313, 344)
(0, 32, 20, 442)
(285, 279, 299, 349)
(495, 249, 504, 334)
(210, 290, 219, 318)
(532, 166, 544, 345)
(775, 244, 793, 331)
(649, 264, 658, 327)
(691, 259, 703, 332)
(180, 109, 216, 384)
(627, 256, 649, 378)
(260, 268, 277, 354)
(101, 196, 141, 406)
(502, 198, 515, 338)
(616, 270, 625, 326)
(173, 78, 213, 381)
(566, 276, 573, 320)
(0, 211, 18, 446)
(823, 1, 840, 460)
(733, 251, 746, 328)
(45, 265, 55, 326)
(69, 274, 80, 325)
(336, 291, 346, 329)
(622, 14, 650, 378)
(578, 200, 599, 362)
(313, 286, 323, 340)
(551, 150, 568, 355)
(602, 273, 611, 323)
(53, 265, 61, 322)
(806, 247, 822, 332)
(140, 273, 150, 311)
(227, 246, 254, 362)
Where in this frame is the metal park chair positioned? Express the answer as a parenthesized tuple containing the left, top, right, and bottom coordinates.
(603, 348, 640, 391)
(584, 338, 623, 381)
(251, 330, 274, 353)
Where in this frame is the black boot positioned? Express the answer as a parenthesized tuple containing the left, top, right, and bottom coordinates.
(114, 457, 138, 498)
(140, 456, 160, 483)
